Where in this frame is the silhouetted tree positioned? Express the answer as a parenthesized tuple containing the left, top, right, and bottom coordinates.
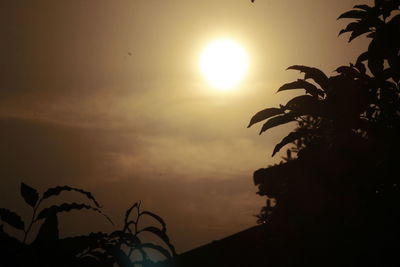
(0, 182, 176, 267)
(249, 0, 399, 265)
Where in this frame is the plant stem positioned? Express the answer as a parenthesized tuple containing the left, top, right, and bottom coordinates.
(23, 199, 42, 244)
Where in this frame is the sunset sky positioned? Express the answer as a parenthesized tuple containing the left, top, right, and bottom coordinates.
(0, 0, 367, 252)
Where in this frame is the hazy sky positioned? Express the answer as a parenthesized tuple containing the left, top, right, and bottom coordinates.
(0, 0, 367, 252)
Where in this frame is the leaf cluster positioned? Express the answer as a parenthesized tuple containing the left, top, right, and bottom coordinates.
(248, 0, 400, 233)
(249, 2, 400, 159)
(0, 183, 176, 267)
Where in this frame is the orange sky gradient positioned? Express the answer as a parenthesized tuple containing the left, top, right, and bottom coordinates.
(0, 0, 368, 252)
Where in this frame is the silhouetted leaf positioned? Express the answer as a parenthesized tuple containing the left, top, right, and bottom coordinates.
(124, 202, 139, 225)
(285, 95, 319, 111)
(349, 27, 370, 42)
(277, 80, 324, 97)
(353, 4, 372, 11)
(287, 65, 328, 90)
(388, 14, 400, 25)
(368, 55, 384, 76)
(357, 51, 369, 63)
(109, 230, 141, 247)
(259, 114, 295, 135)
(139, 226, 176, 255)
(248, 108, 283, 128)
(20, 182, 39, 207)
(36, 203, 112, 225)
(383, 66, 400, 82)
(34, 214, 59, 243)
(58, 233, 108, 256)
(140, 211, 167, 232)
(109, 230, 125, 239)
(125, 232, 142, 246)
(338, 10, 366, 19)
(338, 22, 357, 35)
(380, 0, 399, 19)
(0, 208, 25, 230)
(355, 62, 367, 75)
(108, 247, 133, 267)
(43, 186, 101, 207)
(272, 129, 313, 157)
(140, 226, 169, 242)
(335, 66, 360, 78)
(349, 26, 371, 42)
(366, 32, 376, 38)
(141, 243, 173, 259)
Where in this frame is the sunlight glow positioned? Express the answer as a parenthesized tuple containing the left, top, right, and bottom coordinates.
(200, 39, 249, 91)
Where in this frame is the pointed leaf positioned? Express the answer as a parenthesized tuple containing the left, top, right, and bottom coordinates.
(338, 22, 360, 35)
(34, 214, 59, 243)
(388, 14, 400, 26)
(286, 65, 328, 90)
(383, 67, 400, 83)
(368, 56, 384, 76)
(141, 243, 173, 259)
(277, 80, 324, 97)
(43, 186, 101, 207)
(140, 211, 167, 232)
(36, 203, 113, 225)
(109, 230, 125, 239)
(285, 95, 319, 111)
(124, 202, 139, 225)
(20, 182, 39, 207)
(0, 208, 25, 230)
(353, 4, 372, 11)
(335, 66, 360, 78)
(57, 233, 108, 258)
(355, 62, 366, 75)
(337, 10, 366, 19)
(140, 226, 177, 257)
(366, 32, 376, 38)
(356, 52, 369, 64)
(272, 129, 313, 157)
(125, 232, 142, 246)
(339, 22, 370, 42)
(108, 247, 133, 267)
(140, 226, 170, 242)
(248, 108, 283, 128)
(259, 114, 295, 135)
(349, 27, 371, 42)
(381, 2, 397, 19)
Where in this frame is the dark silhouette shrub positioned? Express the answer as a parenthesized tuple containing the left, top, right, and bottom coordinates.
(0, 182, 176, 267)
(248, 0, 399, 265)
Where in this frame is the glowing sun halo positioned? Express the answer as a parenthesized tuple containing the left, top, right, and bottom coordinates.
(200, 39, 249, 91)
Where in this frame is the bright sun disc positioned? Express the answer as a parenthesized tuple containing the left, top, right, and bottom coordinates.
(200, 39, 248, 91)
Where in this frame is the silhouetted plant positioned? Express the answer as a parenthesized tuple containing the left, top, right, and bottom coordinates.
(105, 201, 176, 267)
(248, 0, 399, 265)
(0, 182, 175, 267)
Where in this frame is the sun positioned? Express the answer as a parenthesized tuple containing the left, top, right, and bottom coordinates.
(200, 39, 249, 91)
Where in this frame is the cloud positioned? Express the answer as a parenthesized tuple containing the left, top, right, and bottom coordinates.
(0, 0, 370, 254)
(0, 117, 113, 186)
(0, 116, 266, 252)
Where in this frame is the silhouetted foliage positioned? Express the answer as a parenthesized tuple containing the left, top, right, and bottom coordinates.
(249, 0, 400, 265)
(0, 182, 175, 267)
